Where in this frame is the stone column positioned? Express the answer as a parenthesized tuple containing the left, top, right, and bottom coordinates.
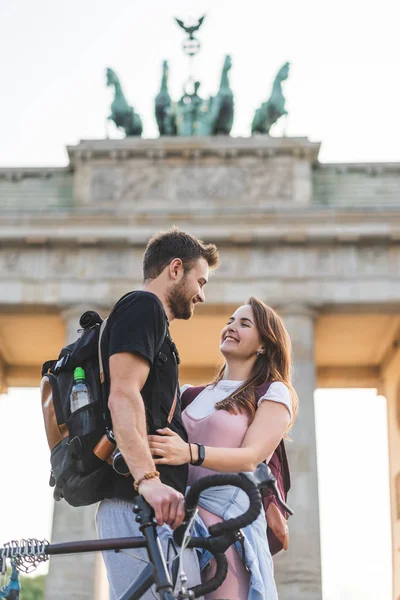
(273, 304, 322, 600)
(0, 352, 7, 395)
(380, 343, 400, 599)
(45, 305, 108, 600)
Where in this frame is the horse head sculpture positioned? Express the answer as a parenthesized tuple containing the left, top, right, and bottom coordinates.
(106, 67, 142, 137)
(251, 61, 290, 135)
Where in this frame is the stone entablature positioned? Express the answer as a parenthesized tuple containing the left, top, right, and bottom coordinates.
(1, 205, 400, 238)
(1, 240, 400, 309)
(66, 136, 321, 163)
(68, 137, 319, 211)
(0, 168, 72, 212)
(1, 137, 399, 214)
(313, 162, 400, 206)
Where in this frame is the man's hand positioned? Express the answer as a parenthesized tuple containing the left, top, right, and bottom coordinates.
(138, 477, 185, 529)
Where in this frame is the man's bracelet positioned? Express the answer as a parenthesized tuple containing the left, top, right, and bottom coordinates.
(133, 471, 160, 492)
(190, 443, 205, 466)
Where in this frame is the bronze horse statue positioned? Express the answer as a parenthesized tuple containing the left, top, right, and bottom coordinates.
(106, 68, 142, 137)
(213, 54, 234, 135)
(155, 61, 174, 135)
(252, 62, 290, 135)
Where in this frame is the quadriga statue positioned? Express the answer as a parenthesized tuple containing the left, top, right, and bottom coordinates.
(251, 62, 290, 135)
(155, 55, 234, 137)
(106, 68, 143, 137)
(155, 61, 173, 135)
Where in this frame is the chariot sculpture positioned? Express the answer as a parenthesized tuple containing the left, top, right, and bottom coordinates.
(106, 16, 290, 138)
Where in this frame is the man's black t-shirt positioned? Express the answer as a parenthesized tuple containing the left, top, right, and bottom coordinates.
(102, 291, 188, 499)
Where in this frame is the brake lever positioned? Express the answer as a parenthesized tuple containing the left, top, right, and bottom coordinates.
(132, 496, 156, 528)
(249, 462, 275, 487)
(240, 464, 294, 516)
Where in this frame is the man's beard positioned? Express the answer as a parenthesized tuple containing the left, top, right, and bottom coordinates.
(167, 277, 194, 320)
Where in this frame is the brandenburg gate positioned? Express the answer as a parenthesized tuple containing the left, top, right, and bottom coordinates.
(1, 134, 399, 599)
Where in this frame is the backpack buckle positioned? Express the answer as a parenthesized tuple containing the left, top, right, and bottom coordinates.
(53, 353, 70, 374)
(156, 352, 168, 366)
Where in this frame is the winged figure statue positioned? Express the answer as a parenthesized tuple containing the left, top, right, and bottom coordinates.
(175, 15, 205, 39)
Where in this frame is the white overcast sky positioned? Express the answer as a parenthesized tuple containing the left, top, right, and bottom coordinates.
(0, 0, 396, 598)
(0, 0, 399, 166)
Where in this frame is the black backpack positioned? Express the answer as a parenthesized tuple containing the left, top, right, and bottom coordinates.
(40, 293, 168, 507)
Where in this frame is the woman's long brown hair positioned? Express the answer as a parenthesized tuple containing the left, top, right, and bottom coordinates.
(212, 297, 299, 433)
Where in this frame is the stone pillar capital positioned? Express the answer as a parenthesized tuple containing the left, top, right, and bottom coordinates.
(60, 303, 109, 323)
(274, 302, 321, 321)
(59, 303, 109, 344)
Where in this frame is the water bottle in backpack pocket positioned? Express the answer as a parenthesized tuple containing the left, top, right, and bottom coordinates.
(40, 312, 115, 507)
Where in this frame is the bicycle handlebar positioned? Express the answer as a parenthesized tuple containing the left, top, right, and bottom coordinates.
(0, 464, 293, 600)
(182, 472, 262, 538)
(175, 462, 292, 545)
(173, 463, 293, 598)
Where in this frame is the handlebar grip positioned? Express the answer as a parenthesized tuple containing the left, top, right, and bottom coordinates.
(188, 553, 228, 598)
(209, 483, 262, 536)
(183, 472, 262, 537)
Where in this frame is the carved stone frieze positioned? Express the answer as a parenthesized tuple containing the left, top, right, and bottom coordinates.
(89, 163, 293, 209)
(0, 243, 399, 284)
(0, 248, 143, 281)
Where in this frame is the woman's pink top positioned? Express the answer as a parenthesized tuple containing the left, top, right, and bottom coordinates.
(181, 380, 292, 486)
(181, 380, 292, 600)
(183, 406, 250, 486)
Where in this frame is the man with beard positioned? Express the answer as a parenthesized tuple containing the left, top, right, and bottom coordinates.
(96, 228, 220, 600)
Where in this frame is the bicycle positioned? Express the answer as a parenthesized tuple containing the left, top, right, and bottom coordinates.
(0, 463, 292, 600)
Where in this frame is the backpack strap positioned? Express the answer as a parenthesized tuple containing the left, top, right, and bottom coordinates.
(98, 292, 169, 431)
(98, 318, 108, 385)
(278, 435, 291, 493)
(181, 381, 272, 411)
(181, 386, 206, 411)
(151, 317, 170, 430)
(97, 291, 136, 387)
(255, 380, 273, 402)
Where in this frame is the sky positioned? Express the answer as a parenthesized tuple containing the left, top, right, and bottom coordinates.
(0, 0, 396, 598)
(0, 0, 399, 167)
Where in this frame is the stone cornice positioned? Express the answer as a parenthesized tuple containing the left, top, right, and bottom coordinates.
(1, 208, 400, 246)
(0, 167, 71, 180)
(314, 162, 400, 175)
(66, 136, 321, 165)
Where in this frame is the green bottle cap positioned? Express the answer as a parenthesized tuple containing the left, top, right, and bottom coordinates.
(73, 367, 85, 381)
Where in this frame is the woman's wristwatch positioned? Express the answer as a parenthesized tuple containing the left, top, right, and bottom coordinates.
(190, 443, 205, 466)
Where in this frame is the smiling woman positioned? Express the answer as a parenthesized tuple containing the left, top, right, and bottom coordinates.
(149, 297, 296, 600)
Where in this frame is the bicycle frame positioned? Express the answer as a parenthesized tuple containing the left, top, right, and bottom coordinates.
(1, 465, 292, 600)
(0, 533, 173, 600)
(39, 498, 176, 599)
(51, 537, 173, 600)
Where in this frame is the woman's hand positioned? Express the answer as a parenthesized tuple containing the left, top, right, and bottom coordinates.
(148, 428, 191, 466)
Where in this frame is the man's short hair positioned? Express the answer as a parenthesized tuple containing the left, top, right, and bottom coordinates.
(143, 227, 220, 281)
